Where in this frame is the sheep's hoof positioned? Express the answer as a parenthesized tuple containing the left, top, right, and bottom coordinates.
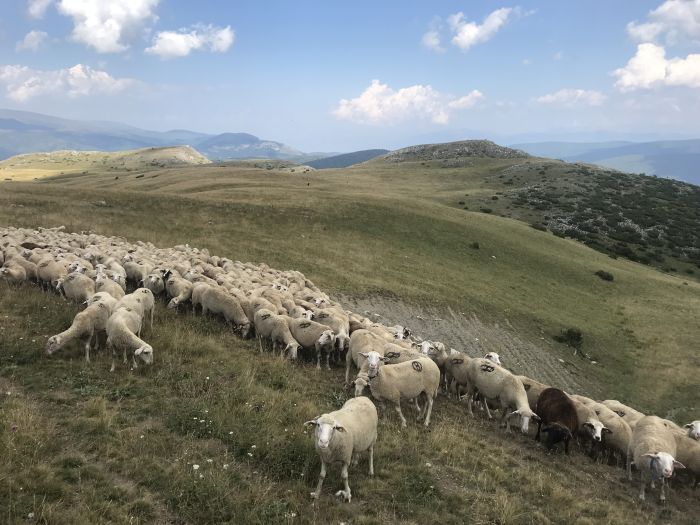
(335, 490, 351, 502)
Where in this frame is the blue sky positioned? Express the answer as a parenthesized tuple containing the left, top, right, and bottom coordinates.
(1, 0, 699, 151)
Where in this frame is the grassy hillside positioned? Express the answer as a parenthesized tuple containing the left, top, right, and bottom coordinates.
(0, 155, 699, 522)
(0, 146, 210, 182)
(307, 149, 389, 169)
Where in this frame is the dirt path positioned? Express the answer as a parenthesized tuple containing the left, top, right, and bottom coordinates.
(338, 294, 602, 398)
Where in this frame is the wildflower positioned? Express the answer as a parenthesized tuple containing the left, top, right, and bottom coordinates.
(250, 445, 256, 449)
(199, 474, 204, 479)
(140, 435, 144, 439)
(206, 459, 213, 463)
(11, 424, 17, 432)
(192, 464, 200, 470)
(247, 452, 253, 457)
(223, 464, 229, 469)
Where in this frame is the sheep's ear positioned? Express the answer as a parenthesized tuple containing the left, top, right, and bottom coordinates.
(334, 425, 346, 433)
(582, 422, 593, 430)
(602, 427, 613, 434)
(135, 347, 144, 356)
(303, 418, 319, 427)
(359, 352, 369, 358)
(685, 423, 693, 429)
(673, 460, 686, 469)
(642, 453, 659, 459)
(531, 413, 541, 421)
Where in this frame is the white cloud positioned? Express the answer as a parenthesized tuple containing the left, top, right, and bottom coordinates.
(0, 63, 133, 102)
(627, 0, 700, 44)
(613, 43, 700, 90)
(448, 8, 514, 51)
(332, 79, 483, 125)
(422, 30, 444, 53)
(536, 88, 606, 106)
(16, 30, 48, 52)
(27, 0, 53, 18)
(57, 0, 160, 53)
(553, 51, 563, 60)
(145, 24, 234, 58)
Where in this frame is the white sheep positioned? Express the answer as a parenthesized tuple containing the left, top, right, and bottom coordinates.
(96, 274, 126, 299)
(286, 317, 335, 370)
(672, 428, 700, 488)
(46, 302, 111, 362)
(685, 420, 700, 441)
(463, 358, 540, 433)
(313, 307, 350, 358)
(590, 402, 632, 466)
(253, 308, 301, 359)
(516, 375, 550, 411)
(345, 329, 386, 385)
(305, 396, 378, 503)
(360, 352, 440, 428)
(57, 272, 96, 303)
(600, 399, 645, 429)
(570, 398, 610, 452)
(200, 287, 250, 338)
(106, 307, 153, 372)
(628, 415, 685, 502)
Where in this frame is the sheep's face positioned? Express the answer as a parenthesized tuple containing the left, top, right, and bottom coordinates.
(420, 341, 435, 355)
(508, 409, 540, 434)
(167, 297, 180, 309)
(685, 421, 700, 440)
(46, 335, 61, 354)
(284, 343, 300, 360)
(542, 423, 573, 445)
(319, 330, 335, 347)
(582, 420, 608, 442)
(134, 345, 154, 365)
(352, 376, 369, 397)
(643, 452, 685, 479)
(484, 352, 502, 365)
(360, 351, 386, 378)
(306, 416, 345, 450)
(302, 310, 313, 320)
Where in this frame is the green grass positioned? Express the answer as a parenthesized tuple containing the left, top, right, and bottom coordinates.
(0, 157, 699, 522)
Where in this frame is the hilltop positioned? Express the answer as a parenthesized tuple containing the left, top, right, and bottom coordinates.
(0, 145, 210, 181)
(380, 139, 529, 164)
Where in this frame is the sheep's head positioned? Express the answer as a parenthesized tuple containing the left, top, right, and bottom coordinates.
(55, 277, 65, 291)
(46, 335, 62, 354)
(304, 415, 345, 450)
(419, 341, 435, 355)
(134, 344, 154, 365)
(301, 309, 313, 320)
(239, 323, 252, 339)
(319, 329, 335, 347)
(582, 420, 610, 442)
(685, 421, 700, 441)
(542, 422, 573, 443)
(642, 452, 685, 479)
(351, 375, 369, 397)
(284, 342, 300, 360)
(359, 350, 388, 378)
(484, 352, 502, 365)
(507, 408, 540, 434)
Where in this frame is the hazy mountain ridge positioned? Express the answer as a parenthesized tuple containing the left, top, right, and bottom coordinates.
(307, 149, 389, 169)
(513, 140, 700, 185)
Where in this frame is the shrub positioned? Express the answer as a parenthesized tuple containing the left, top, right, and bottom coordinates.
(595, 270, 614, 281)
(469, 242, 480, 250)
(554, 328, 583, 350)
(529, 223, 547, 232)
(491, 196, 499, 200)
(480, 208, 493, 214)
(458, 201, 465, 205)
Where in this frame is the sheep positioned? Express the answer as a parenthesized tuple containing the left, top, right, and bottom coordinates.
(483, 352, 502, 365)
(346, 329, 386, 385)
(628, 415, 685, 502)
(588, 402, 633, 466)
(95, 274, 126, 299)
(45, 302, 111, 362)
(684, 420, 700, 441)
(243, 295, 278, 325)
(143, 272, 165, 295)
(200, 287, 251, 338)
(285, 317, 336, 370)
(361, 352, 440, 427)
(190, 282, 213, 314)
(313, 307, 350, 358)
(672, 429, 700, 487)
(534, 388, 579, 454)
(57, 272, 96, 303)
(600, 400, 645, 429)
(305, 396, 378, 503)
(463, 358, 540, 433)
(0, 263, 27, 286)
(36, 260, 67, 291)
(106, 307, 152, 372)
(570, 398, 610, 454)
(86, 291, 118, 313)
(516, 375, 550, 412)
(253, 308, 301, 359)
(4, 256, 37, 281)
(166, 276, 193, 310)
(444, 352, 472, 398)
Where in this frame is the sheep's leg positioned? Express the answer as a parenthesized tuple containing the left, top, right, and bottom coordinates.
(535, 420, 542, 442)
(109, 341, 116, 373)
(132, 355, 138, 370)
(351, 453, 359, 467)
(315, 344, 322, 370)
(423, 395, 434, 427)
(394, 403, 407, 428)
(310, 461, 326, 500)
(150, 308, 154, 331)
(659, 478, 666, 503)
(483, 400, 493, 420)
(368, 444, 374, 476)
(334, 463, 351, 502)
(325, 350, 331, 371)
(257, 335, 264, 353)
(639, 471, 646, 501)
(84, 338, 91, 363)
(564, 437, 570, 455)
(344, 358, 351, 385)
(413, 398, 422, 421)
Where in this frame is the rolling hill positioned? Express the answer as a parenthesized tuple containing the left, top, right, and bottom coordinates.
(513, 139, 700, 185)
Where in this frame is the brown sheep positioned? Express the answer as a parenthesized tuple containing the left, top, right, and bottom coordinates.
(535, 388, 580, 455)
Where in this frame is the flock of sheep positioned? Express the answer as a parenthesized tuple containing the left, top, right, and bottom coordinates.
(1, 225, 699, 506)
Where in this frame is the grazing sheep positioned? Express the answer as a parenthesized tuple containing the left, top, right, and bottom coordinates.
(483, 352, 502, 366)
(346, 329, 386, 385)
(628, 415, 685, 502)
(516, 375, 550, 412)
(45, 302, 111, 362)
(253, 308, 301, 359)
(58, 272, 96, 303)
(37, 260, 67, 291)
(362, 352, 440, 428)
(588, 402, 632, 466)
(600, 399, 645, 429)
(86, 291, 118, 313)
(444, 352, 472, 398)
(535, 388, 579, 454)
(4, 256, 37, 281)
(201, 287, 251, 338)
(570, 398, 610, 453)
(96, 274, 126, 299)
(463, 358, 540, 433)
(106, 307, 152, 372)
(672, 429, 700, 488)
(305, 396, 378, 503)
(1, 263, 27, 286)
(166, 276, 194, 310)
(143, 272, 165, 295)
(313, 307, 351, 357)
(286, 317, 336, 369)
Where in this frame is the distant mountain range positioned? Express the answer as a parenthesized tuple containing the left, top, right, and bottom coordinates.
(307, 149, 389, 169)
(0, 109, 303, 161)
(512, 140, 700, 185)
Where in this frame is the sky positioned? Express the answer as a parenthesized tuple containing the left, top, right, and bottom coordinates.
(1, 0, 700, 151)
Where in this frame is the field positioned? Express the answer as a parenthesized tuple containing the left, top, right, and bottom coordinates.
(1, 155, 699, 523)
